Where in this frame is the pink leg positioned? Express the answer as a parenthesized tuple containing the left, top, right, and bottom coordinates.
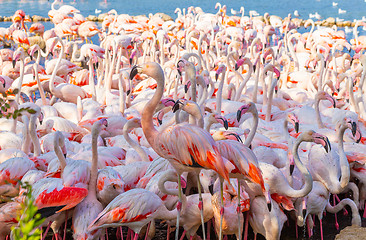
(254, 233, 257, 240)
(41, 221, 53, 240)
(132, 233, 139, 240)
(207, 219, 211, 240)
(189, 236, 193, 240)
(167, 225, 170, 240)
(127, 229, 131, 240)
(63, 211, 68, 240)
(320, 219, 323, 240)
(223, 235, 228, 240)
(179, 230, 186, 240)
(55, 233, 60, 240)
(120, 227, 124, 240)
(333, 195, 339, 231)
(106, 229, 109, 240)
(144, 222, 151, 240)
(306, 217, 312, 238)
(295, 221, 298, 239)
(243, 212, 249, 240)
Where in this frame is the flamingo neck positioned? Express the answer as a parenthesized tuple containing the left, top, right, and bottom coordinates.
(291, 136, 313, 198)
(315, 96, 325, 128)
(141, 73, 164, 150)
(49, 38, 64, 96)
(29, 112, 42, 157)
(21, 115, 31, 154)
(216, 67, 226, 115)
(244, 108, 258, 147)
(236, 60, 253, 101)
(89, 122, 102, 197)
(15, 58, 25, 104)
(54, 132, 67, 174)
(337, 124, 350, 190)
(123, 123, 149, 162)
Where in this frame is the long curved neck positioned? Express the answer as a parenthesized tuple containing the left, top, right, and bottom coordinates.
(29, 112, 42, 156)
(216, 67, 226, 114)
(49, 38, 64, 96)
(337, 124, 350, 190)
(21, 115, 31, 154)
(34, 63, 47, 105)
(54, 132, 67, 174)
(315, 95, 325, 128)
(15, 57, 25, 104)
(290, 136, 313, 198)
(157, 170, 187, 220)
(326, 198, 361, 226)
(317, 55, 325, 90)
(88, 59, 97, 101)
(141, 72, 164, 150)
(235, 59, 253, 101)
(90, 122, 102, 196)
(288, 36, 299, 71)
(123, 122, 149, 162)
(252, 55, 261, 103)
(265, 79, 278, 122)
(244, 108, 258, 147)
(283, 118, 291, 143)
(306, 21, 315, 49)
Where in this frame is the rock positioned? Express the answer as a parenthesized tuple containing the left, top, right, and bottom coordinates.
(292, 18, 302, 27)
(32, 15, 44, 22)
(343, 21, 352, 27)
(335, 225, 366, 240)
(86, 15, 98, 21)
(325, 17, 336, 25)
(4, 17, 12, 22)
(0, 16, 3, 22)
(98, 13, 108, 22)
(154, 13, 173, 21)
(44, 18, 51, 22)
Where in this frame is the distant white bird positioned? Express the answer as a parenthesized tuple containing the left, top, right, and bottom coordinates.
(338, 8, 346, 14)
(332, 2, 338, 7)
(231, 8, 239, 15)
(294, 10, 300, 17)
(95, 9, 102, 14)
(344, 26, 353, 34)
(309, 12, 322, 20)
(249, 10, 260, 17)
(336, 17, 344, 22)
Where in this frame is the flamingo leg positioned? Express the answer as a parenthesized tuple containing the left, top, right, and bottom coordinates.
(179, 230, 186, 240)
(63, 211, 68, 240)
(106, 228, 109, 240)
(219, 179, 224, 240)
(243, 212, 248, 240)
(120, 227, 124, 240)
(167, 224, 170, 240)
(363, 203, 366, 218)
(333, 195, 339, 230)
(144, 221, 151, 240)
(207, 219, 211, 240)
(320, 218, 323, 240)
(237, 180, 242, 240)
(41, 221, 52, 240)
(175, 174, 182, 240)
(196, 174, 206, 240)
(132, 232, 139, 240)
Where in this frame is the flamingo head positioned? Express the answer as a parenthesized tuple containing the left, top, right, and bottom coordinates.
(237, 102, 255, 122)
(0, 76, 6, 89)
(176, 59, 188, 76)
(287, 112, 299, 133)
(211, 114, 229, 130)
(342, 117, 361, 143)
(160, 97, 175, 107)
(215, 64, 226, 81)
(130, 62, 164, 82)
(184, 80, 191, 93)
(316, 91, 336, 108)
(308, 131, 331, 153)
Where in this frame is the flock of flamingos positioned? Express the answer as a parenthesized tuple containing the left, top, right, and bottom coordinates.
(1, 0, 366, 240)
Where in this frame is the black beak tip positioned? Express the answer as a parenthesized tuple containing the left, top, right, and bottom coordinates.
(235, 64, 239, 71)
(215, 73, 219, 81)
(12, 60, 16, 68)
(172, 102, 180, 113)
(295, 122, 299, 133)
(129, 65, 138, 80)
(224, 120, 228, 130)
(208, 184, 214, 195)
(129, 58, 132, 65)
(236, 110, 242, 122)
(184, 84, 188, 93)
(126, 90, 131, 96)
(290, 164, 295, 175)
(158, 119, 162, 126)
(267, 203, 272, 212)
(63, 153, 67, 158)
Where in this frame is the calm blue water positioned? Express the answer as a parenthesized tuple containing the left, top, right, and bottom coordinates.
(0, 0, 365, 21)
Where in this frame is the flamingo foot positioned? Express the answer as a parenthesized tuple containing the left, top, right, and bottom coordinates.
(179, 230, 186, 240)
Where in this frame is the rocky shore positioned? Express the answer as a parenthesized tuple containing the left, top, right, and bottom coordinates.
(0, 13, 359, 28)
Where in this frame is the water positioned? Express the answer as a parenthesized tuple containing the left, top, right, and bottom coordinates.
(0, 0, 365, 22)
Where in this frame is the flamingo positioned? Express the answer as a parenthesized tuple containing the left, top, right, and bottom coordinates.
(130, 62, 231, 240)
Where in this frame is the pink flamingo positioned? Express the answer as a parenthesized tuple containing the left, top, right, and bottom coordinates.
(130, 62, 231, 240)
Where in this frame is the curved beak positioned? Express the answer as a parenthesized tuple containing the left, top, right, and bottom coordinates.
(235, 63, 239, 71)
(12, 60, 16, 68)
(295, 122, 299, 133)
(129, 65, 139, 80)
(351, 121, 357, 137)
(227, 133, 243, 143)
(172, 100, 183, 113)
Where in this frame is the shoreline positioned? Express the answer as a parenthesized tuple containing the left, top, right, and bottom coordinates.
(0, 13, 359, 28)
